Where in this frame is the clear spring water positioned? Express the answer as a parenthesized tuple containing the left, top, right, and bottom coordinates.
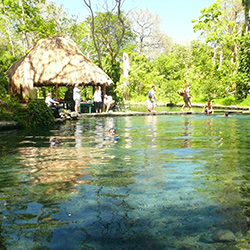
(1, 114, 250, 249)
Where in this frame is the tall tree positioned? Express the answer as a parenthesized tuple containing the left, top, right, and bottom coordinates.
(1, 0, 16, 56)
(193, 0, 243, 63)
(235, 1, 250, 99)
(128, 9, 172, 59)
(83, 0, 134, 85)
(193, 0, 244, 98)
(242, 0, 250, 32)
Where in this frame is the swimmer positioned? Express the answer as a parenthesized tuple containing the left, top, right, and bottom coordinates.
(109, 128, 116, 137)
(104, 128, 119, 141)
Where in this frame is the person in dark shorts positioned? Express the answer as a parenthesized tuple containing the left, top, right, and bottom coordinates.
(148, 85, 157, 112)
(177, 89, 192, 112)
(93, 86, 102, 113)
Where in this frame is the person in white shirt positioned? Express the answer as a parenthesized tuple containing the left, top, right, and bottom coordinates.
(73, 84, 81, 113)
(45, 92, 60, 117)
(147, 85, 157, 112)
(93, 86, 102, 113)
(104, 94, 115, 113)
(45, 92, 59, 107)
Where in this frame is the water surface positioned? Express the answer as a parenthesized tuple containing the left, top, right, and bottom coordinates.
(0, 114, 250, 249)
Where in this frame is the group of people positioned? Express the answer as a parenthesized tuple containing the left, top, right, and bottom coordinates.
(145, 83, 193, 114)
(178, 83, 215, 115)
(45, 84, 116, 115)
(73, 84, 116, 113)
(92, 86, 115, 113)
(145, 82, 216, 115)
(178, 83, 216, 115)
(46, 82, 218, 116)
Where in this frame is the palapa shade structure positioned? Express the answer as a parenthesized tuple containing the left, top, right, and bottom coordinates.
(6, 35, 113, 98)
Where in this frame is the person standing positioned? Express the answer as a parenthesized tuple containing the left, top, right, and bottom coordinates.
(73, 84, 81, 113)
(178, 81, 192, 112)
(148, 85, 157, 112)
(93, 86, 102, 113)
(184, 82, 192, 107)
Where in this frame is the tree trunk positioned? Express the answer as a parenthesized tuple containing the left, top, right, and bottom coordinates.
(20, 0, 28, 54)
(2, 0, 16, 57)
(83, 0, 102, 68)
(243, 0, 250, 33)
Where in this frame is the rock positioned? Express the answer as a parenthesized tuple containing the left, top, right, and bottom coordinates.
(55, 118, 65, 124)
(0, 121, 19, 131)
(212, 229, 236, 242)
(199, 233, 213, 243)
(70, 112, 78, 118)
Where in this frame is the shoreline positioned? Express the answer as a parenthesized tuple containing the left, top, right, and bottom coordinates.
(1, 104, 249, 131)
(130, 102, 250, 110)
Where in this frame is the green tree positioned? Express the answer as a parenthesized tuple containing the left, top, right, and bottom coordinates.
(236, 1, 250, 99)
(116, 54, 164, 101)
(236, 33, 250, 99)
(151, 44, 191, 103)
(192, 0, 244, 99)
(0, 0, 89, 100)
(242, 0, 250, 32)
(83, 0, 135, 91)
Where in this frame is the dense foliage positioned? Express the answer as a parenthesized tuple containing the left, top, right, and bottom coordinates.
(14, 100, 55, 128)
(0, 99, 54, 128)
(237, 33, 250, 100)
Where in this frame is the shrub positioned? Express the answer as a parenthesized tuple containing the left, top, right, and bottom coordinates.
(238, 96, 250, 106)
(0, 99, 21, 121)
(221, 96, 236, 106)
(13, 100, 55, 129)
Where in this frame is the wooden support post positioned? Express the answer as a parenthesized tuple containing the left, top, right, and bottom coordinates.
(55, 84, 58, 100)
(102, 85, 106, 111)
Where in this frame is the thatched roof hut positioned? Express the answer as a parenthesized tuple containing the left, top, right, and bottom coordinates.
(6, 35, 113, 98)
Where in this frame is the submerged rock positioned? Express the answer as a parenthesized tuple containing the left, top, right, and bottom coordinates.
(212, 229, 236, 242)
(199, 233, 213, 243)
(70, 111, 78, 119)
(55, 118, 65, 124)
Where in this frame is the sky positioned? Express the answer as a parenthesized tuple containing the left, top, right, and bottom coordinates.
(53, 0, 215, 44)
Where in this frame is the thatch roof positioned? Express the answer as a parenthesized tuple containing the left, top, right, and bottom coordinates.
(6, 35, 113, 97)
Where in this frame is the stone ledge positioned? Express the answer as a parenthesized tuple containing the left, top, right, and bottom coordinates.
(130, 102, 250, 110)
(1, 109, 250, 131)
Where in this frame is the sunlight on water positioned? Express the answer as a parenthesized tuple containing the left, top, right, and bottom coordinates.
(0, 114, 250, 249)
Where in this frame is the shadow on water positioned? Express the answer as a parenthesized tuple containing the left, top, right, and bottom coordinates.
(0, 115, 250, 249)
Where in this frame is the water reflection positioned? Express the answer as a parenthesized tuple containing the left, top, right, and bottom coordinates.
(124, 116, 132, 149)
(0, 115, 250, 249)
(182, 117, 192, 148)
(94, 119, 104, 147)
(145, 115, 157, 148)
(19, 147, 92, 194)
(75, 121, 83, 148)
